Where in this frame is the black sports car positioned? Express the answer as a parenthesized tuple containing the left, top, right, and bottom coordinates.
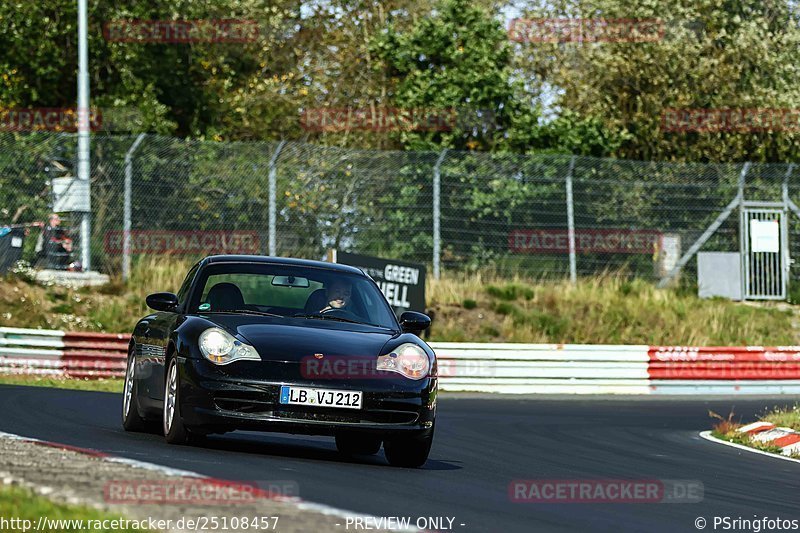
(122, 255, 437, 467)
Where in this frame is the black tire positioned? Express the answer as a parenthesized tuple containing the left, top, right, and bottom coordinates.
(384, 425, 434, 468)
(335, 432, 382, 455)
(122, 349, 149, 432)
(163, 358, 194, 445)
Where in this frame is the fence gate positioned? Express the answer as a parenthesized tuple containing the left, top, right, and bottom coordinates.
(740, 205, 789, 300)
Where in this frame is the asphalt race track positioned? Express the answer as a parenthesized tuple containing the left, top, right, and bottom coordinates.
(0, 385, 798, 532)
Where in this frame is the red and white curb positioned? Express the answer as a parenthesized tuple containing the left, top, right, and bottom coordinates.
(736, 421, 800, 455)
(699, 420, 800, 464)
(0, 430, 420, 532)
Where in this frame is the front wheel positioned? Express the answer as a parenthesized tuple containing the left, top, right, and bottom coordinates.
(383, 425, 434, 468)
(122, 349, 148, 432)
(163, 358, 195, 445)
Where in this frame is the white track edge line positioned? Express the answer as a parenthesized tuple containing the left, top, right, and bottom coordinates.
(699, 430, 800, 465)
(0, 430, 420, 532)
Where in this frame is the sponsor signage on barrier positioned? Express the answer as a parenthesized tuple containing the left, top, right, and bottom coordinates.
(329, 250, 426, 314)
(509, 229, 662, 254)
(104, 230, 261, 255)
(648, 346, 800, 379)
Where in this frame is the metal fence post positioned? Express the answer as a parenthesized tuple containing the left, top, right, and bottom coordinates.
(737, 162, 750, 300)
(268, 140, 286, 257)
(433, 149, 448, 280)
(566, 156, 577, 284)
(122, 133, 146, 282)
(657, 162, 750, 288)
(77, 0, 91, 271)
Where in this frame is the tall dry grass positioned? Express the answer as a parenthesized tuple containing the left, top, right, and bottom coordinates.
(427, 271, 798, 345)
(0, 258, 796, 345)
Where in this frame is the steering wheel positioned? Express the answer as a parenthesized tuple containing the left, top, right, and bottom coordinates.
(320, 307, 361, 321)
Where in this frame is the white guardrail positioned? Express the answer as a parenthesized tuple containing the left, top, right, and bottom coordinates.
(2, 328, 800, 394)
(430, 342, 651, 394)
(0, 327, 128, 378)
(429, 342, 800, 395)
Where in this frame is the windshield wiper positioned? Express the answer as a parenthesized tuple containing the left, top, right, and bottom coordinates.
(292, 313, 374, 326)
(203, 309, 283, 318)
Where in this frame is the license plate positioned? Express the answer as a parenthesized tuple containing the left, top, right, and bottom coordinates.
(279, 386, 362, 409)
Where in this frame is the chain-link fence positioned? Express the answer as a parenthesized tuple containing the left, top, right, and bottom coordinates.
(4, 131, 800, 287)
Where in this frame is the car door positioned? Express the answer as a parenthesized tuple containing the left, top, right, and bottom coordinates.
(143, 263, 199, 402)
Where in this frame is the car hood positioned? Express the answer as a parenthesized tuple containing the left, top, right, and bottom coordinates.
(204, 314, 398, 362)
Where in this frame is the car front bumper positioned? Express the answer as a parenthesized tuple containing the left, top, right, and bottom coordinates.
(177, 357, 437, 436)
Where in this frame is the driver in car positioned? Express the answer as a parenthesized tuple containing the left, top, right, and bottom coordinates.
(320, 279, 352, 312)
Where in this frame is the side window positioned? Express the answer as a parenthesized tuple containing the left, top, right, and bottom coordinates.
(176, 263, 200, 307)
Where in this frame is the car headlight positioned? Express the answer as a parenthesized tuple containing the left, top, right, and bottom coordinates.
(199, 327, 260, 365)
(376, 343, 430, 380)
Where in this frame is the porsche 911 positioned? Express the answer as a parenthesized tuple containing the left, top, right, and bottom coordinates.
(122, 255, 436, 467)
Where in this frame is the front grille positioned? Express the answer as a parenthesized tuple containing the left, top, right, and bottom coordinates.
(213, 397, 418, 425)
(214, 398, 271, 414)
(273, 409, 418, 425)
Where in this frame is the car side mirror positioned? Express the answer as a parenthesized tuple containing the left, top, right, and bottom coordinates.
(399, 311, 431, 333)
(146, 292, 179, 312)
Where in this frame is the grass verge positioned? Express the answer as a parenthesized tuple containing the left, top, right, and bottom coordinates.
(0, 375, 123, 393)
(429, 272, 799, 345)
(762, 405, 800, 431)
(0, 484, 149, 532)
(709, 410, 796, 457)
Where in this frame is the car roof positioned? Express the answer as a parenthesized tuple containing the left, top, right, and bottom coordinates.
(202, 254, 366, 276)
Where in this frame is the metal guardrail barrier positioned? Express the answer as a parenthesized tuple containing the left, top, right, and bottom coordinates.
(429, 342, 800, 394)
(2, 328, 800, 393)
(0, 327, 127, 378)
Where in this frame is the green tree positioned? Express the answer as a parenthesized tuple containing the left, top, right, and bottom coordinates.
(371, 0, 535, 152)
(515, 0, 800, 162)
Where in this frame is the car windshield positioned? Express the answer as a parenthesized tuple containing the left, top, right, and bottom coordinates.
(189, 263, 398, 330)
